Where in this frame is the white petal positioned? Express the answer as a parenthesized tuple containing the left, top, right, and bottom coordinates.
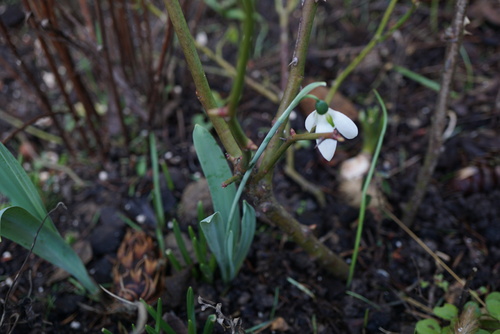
(317, 138, 337, 161)
(315, 115, 334, 134)
(330, 110, 358, 139)
(305, 111, 318, 132)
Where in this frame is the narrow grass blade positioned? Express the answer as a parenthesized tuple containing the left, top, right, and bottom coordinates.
(347, 90, 388, 288)
(187, 287, 196, 333)
(165, 249, 183, 271)
(142, 299, 176, 334)
(202, 314, 216, 334)
(287, 277, 315, 299)
(392, 65, 459, 98)
(149, 134, 165, 254)
(173, 219, 193, 266)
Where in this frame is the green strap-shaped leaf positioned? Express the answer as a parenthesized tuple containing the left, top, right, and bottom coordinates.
(200, 212, 230, 282)
(192, 125, 239, 226)
(0, 206, 98, 294)
(226, 230, 235, 280)
(0, 142, 56, 231)
(234, 200, 255, 272)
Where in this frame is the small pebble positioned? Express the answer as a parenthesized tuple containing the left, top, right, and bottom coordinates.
(70, 321, 81, 329)
(2, 251, 12, 261)
(98, 171, 108, 181)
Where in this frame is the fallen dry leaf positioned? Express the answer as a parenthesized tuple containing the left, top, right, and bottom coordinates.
(270, 317, 290, 332)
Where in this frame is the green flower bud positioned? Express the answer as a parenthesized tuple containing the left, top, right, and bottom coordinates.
(315, 100, 329, 115)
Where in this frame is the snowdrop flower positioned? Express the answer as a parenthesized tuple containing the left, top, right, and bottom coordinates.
(305, 100, 358, 161)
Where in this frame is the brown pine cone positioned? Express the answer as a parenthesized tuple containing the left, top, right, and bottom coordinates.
(112, 229, 165, 304)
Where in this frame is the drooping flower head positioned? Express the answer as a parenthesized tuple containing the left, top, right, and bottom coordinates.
(305, 100, 358, 161)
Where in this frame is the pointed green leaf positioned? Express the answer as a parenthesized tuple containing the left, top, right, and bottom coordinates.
(187, 287, 196, 332)
(192, 125, 239, 225)
(200, 212, 229, 281)
(234, 200, 255, 271)
(0, 206, 98, 294)
(0, 142, 56, 231)
(226, 230, 235, 281)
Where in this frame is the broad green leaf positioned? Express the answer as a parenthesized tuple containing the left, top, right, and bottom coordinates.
(193, 125, 239, 226)
(0, 206, 98, 294)
(414, 318, 441, 334)
(486, 294, 500, 320)
(0, 142, 56, 231)
(441, 325, 453, 334)
(433, 303, 458, 321)
(486, 291, 500, 303)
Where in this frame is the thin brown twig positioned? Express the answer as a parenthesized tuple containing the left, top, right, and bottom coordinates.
(0, 18, 76, 158)
(26, 0, 108, 159)
(108, 0, 132, 83)
(403, 0, 469, 227)
(95, 0, 130, 148)
(147, 7, 175, 126)
(25, 10, 91, 152)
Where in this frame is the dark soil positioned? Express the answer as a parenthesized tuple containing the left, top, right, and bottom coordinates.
(1, 1, 500, 334)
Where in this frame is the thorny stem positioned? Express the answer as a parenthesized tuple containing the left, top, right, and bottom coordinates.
(257, 0, 319, 180)
(169, 0, 350, 280)
(262, 131, 341, 174)
(247, 1, 349, 280)
(227, 82, 325, 226)
(246, 185, 349, 280)
(403, 0, 468, 227)
(165, 0, 242, 160)
(276, 0, 299, 91)
(324, 0, 416, 104)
